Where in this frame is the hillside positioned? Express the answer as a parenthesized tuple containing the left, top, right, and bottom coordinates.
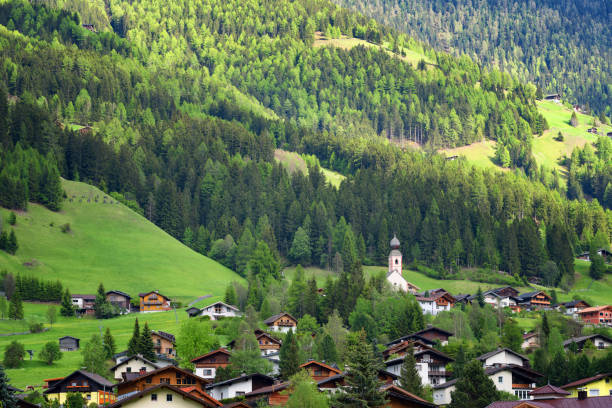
(0, 180, 243, 304)
(274, 149, 345, 188)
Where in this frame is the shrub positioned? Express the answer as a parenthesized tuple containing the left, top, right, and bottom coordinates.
(39, 341, 62, 365)
(8, 212, 16, 225)
(29, 322, 44, 333)
(60, 223, 71, 233)
(3, 340, 25, 368)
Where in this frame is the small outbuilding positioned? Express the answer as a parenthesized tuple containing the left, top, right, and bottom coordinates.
(59, 336, 80, 351)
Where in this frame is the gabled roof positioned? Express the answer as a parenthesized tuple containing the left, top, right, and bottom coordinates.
(206, 373, 275, 389)
(106, 290, 131, 299)
(523, 332, 539, 340)
(563, 334, 612, 347)
(138, 290, 170, 300)
(109, 384, 221, 407)
(263, 312, 297, 325)
(72, 294, 96, 300)
(558, 300, 590, 308)
(201, 301, 240, 312)
(385, 334, 436, 347)
(58, 335, 80, 341)
(44, 370, 115, 394)
(117, 365, 209, 388)
(300, 360, 342, 375)
(245, 382, 290, 397)
(191, 348, 232, 363)
(517, 291, 551, 301)
(529, 384, 570, 396)
(415, 290, 456, 303)
(486, 396, 612, 408)
(562, 373, 612, 389)
(412, 326, 454, 338)
(256, 332, 282, 344)
(110, 354, 159, 371)
(434, 364, 542, 390)
(577, 305, 612, 314)
(477, 348, 529, 363)
(151, 330, 176, 344)
(382, 384, 436, 407)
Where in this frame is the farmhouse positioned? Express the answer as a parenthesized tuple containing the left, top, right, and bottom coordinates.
(139, 290, 172, 312)
(385, 341, 454, 386)
(109, 384, 221, 408)
(110, 354, 159, 381)
(563, 334, 612, 352)
(263, 312, 297, 333)
(477, 348, 530, 368)
(521, 332, 540, 351)
(476, 287, 521, 310)
(256, 332, 282, 355)
(116, 365, 209, 397)
(106, 290, 132, 312)
(206, 373, 275, 400)
(300, 360, 342, 381)
(556, 299, 590, 315)
(59, 336, 80, 351)
(577, 305, 612, 325)
(151, 330, 176, 359)
(577, 248, 612, 261)
(198, 301, 242, 320)
(415, 289, 455, 315)
(516, 291, 552, 310)
(71, 294, 96, 316)
(191, 348, 231, 380)
(44, 370, 115, 405)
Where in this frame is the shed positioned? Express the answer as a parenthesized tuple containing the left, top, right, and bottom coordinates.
(59, 336, 80, 351)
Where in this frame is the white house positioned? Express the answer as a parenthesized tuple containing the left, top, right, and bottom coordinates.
(199, 302, 242, 320)
(110, 384, 221, 408)
(386, 235, 419, 294)
(263, 352, 280, 375)
(483, 292, 518, 309)
(191, 348, 231, 380)
(384, 343, 453, 387)
(263, 312, 297, 333)
(415, 290, 455, 316)
(477, 348, 530, 368)
(563, 334, 612, 352)
(206, 373, 275, 401)
(110, 354, 159, 381)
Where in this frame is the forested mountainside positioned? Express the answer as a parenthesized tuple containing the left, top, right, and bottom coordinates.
(334, 0, 612, 117)
(0, 0, 610, 295)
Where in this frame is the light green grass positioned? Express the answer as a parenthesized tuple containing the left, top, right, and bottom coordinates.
(274, 149, 345, 188)
(439, 140, 501, 171)
(0, 302, 189, 388)
(0, 179, 243, 305)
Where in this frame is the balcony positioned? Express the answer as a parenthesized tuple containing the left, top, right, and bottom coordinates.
(428, 371, 450, 376)
(512, 384, 532, 389)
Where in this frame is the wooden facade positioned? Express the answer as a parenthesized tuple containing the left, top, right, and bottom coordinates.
(43, 370, 115, 405)
(263, 312, 297, 332)
(257, 332, 282, 354)
(59, 336, 80, 351)
(106, 290, 132, 311)
(300, 360, 341, 382)
(139, 290, 171, 312)
(151, 331, 176, 359)
(116, 366, 209, 397)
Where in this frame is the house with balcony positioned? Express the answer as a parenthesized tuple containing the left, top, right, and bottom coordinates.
(71, 294, 96, 316)
(563, 334, 612, 352)
(116, 365, 210, 397)
(206, 373, 275, 401)
(264, 312, 297, 333)
(139, 290, 172, 312)
(198, 301, 242, 320)
(110, 354, 159, 381)
(385, 341, 454, 386)
(191, 348, 231, 380)
(109, 384, 221, 408)
(477, 348, 530, 368)
(555, 300, 590, 315)
(516, 291, 552, 310)
(43, 370, 116, 405)
(300, 360, 342, 382)
(151, 330, 176, 359)
(415, 289, 455, 315)
(577, 305, 612, 325)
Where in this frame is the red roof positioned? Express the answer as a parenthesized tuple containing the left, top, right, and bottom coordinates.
(486, 396, 612, 408)
(529, 384, 570, 396)
(300, 360, 342, 375)
(382, 384, 435, 407)
(562, 373, 612, 389)
(577, 305, 612, 314)
(191, 348, 231, 363)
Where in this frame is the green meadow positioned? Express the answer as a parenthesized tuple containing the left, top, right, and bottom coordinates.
(274, 149, 345, 188)
(0, 179, 243, 305)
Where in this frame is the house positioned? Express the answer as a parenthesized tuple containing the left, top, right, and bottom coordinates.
(433, 365, 542, 405)
(453, 294, 472, 305)
(477, 348, 530, 368)
(415, 290, 455, 315)
(186, 307, 202, 317)
(300, 360, 342, 381)
(110, 354, 159, 381)
(521, 332, 540, 351)
(263, 351, 280, 375)
(382, 384, 436, 407)
(556, 300, 590, 315)
(59, 336, 80, 351)
(71, 294, 96, 315)
(386, 326, 453, 347)
(544, 94, 561, 101)
(529, 384, 570, 400)
(316, 369, 397, 392)
(110, 384, 221, 408)
(256, 332, 282, 355)
(139, 290, 172, 312)
(263, 312, 297, 333)
(245, 382, 291, 406)
(385, 341, 454, 386)
(577, 248, 612, 262)
(577, 305, 612, 325)
(516, 291, 552, 310)
(586, 127, 598, 134)
(206, 373, 275, 400)
(563, 334, 612, 352)
(198, 302, 242, 320)
(81, 24, 96, 33)
(43, 370, 116, 405)
(486, 397, 612, 408)
(386, 235, 420, 294)
(116, 365, 210, 397)
(479, 288, 520, 310)
(562, 373, 612, 397)
(151, 330, 177, 359)
(191, 348, 231, 380)
(106, 290, 132, 312)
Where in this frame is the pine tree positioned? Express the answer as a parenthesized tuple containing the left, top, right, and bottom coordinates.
(449, 360, 500, 408)
(7, 230, 18, 255)
(501, 319, 522, 352)
(94, 282, 107, 319)
(8, 291, 23, 320)
(476, 287, 485, 308)
(139, 322, 156, 362)
(279, 329, 300, 380)
(60, 289, 74, 317)
(103, 328, 116, 360)
(453, 344, 467, 379)
(317, 333, 338, 364)
(0, 364, 18, 408)
(224, 283, 237, 306)
(548, 351, 569, 386)
(541, 313, 550, 346)
(399, 342, 424, 398)
(127, 318, 141, 357)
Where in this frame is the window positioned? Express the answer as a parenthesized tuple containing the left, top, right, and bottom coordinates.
(204, 369, 212, 376)
(86, 395, 91, 400)
(146, 377, 153, 384)
(236, 391, 245, 396)
(395, 259, 398, 264)
(151, 394, 157, 401)
(166, 394, 173, 401)
(590, 389, 599, 396)
(498, 376, 503, 383)
(220, 392, 224, 399)
(609, 390, 612, 396)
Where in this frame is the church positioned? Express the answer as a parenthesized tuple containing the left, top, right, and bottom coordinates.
(386, 235, 419, 294)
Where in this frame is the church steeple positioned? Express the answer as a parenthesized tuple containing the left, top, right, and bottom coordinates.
(390, 234, 400, 249)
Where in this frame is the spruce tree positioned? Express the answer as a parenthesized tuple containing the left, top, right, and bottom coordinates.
(399, 342, 424, 398)
(541, 313, 550, 346)
(317, 333, 338, 364)
(103, 328, 116, 360)
(94, 283, 107, 319)
(224, 283, 237, 306)
(279, 329, 300, 380)
(7, 230, 18, 255)
(8, 291, 23, 320)
(127, 318, 141, 357)
(0, 364, 18, 408)
(476, 287, 485, 308)
(449, 360, 500, 408)
(60, 289, 74, 317)
(139, 322, 156, 362)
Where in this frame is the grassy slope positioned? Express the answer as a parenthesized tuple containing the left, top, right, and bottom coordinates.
(274, 149, 346, 188)
(0, 180, 243, 305)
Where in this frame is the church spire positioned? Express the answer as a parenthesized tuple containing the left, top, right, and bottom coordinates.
(390, 234, 400, 249)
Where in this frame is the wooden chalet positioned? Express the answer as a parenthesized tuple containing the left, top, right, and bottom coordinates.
(521, 332, 540, 351)
(151, 330, 176, 359)
(299, 360, 342, 381)
(556, 299, 590, 314)
(516, 291, 552, 309)
(106, 290, 132, 312)
(43, 370, 115, 405)
(263, 312, 297, 333)
(109, 384, 221, 408)
(191, 348, 231, 380)
(71, 294, 96, 316)
(415, 289, 455, 315)
(116, 365, 210, 397)
(245, 382, 291, 406)
(386, 326, 453, 347)
(257, 332, 282, 355)
(59, 336, 80, 351)
(139, 290, 172, 312)
(382, 384, 436, 408)
(563, 334, 612, 351)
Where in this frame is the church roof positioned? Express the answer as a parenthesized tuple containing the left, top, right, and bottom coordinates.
(389, 249, 402, 257)
(390, 235, 400, 249)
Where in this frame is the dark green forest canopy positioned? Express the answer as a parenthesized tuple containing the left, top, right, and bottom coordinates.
(333, 0, 612, 117)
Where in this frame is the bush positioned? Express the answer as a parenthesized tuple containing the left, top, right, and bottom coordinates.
(8, 212, 16, 225)
(39, 341, 62, 365)
(29, 321, 44, 333)
(60, 223, 71, 233)
(3, 340, 25, 368)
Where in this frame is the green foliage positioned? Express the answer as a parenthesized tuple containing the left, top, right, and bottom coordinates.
(81, 334, 107, 376)
(3, 341, 25, 368)
(289, 227, 312, 265)
(589, 254, 606, 280)
(8, 291, 23, 320)
(286, 370, 330, 408)
(501, 319, 522, 353)
(316, 333, 338, 364)
(176, 319, 219, 370)
(280, 329, 300, 380)
(127, 318, 140, 357)
(449, 360, 500, 408)
(60, 289, 75, 317)
(399, 342, 424, 398)
(46, 306, 57, 327)
(139, 322, 156, 362)
(65, 393, 85, 408)
(0, 364, 18, 408)
(94, 282, 119, 319)
(39, 341, 62, 365)
(224, 283, 238, 306)
(103, 328, 116, 360)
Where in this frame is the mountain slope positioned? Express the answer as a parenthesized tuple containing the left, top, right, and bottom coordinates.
(0, 180, 242, 304)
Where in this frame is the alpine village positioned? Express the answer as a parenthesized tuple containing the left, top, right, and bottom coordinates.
(0, 0, 611, 408)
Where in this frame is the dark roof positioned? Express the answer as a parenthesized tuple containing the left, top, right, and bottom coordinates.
(434, 364, 542, 389)
(453, 294, 471, 302)
(44, 370, 114, 394)
(191, 348, 232, 363)
(245, 382, 290, 397)
(109, 384, 221, 407)
(106, 290, 131, 299)
(382, 384, 435, 407)
(110, 354, 159, 371)
(412, 326, 454, 338)
(530, 384, 570, 396)
(206, 373, 274, 389)
(117, 365, 209, 388)
(562, 373, 612, 389)
(138, 290, 170, 299)
(385, 334, 436, 346)
(263, 312, 296, 325)
(300, 360, 342, 375)
(558, 300, 590, 308)
(563, 334, 612, 347)
(517, 291, 550, 301)
(152, 330, 175, 343)
(58, 336, 80, 341)
(72, 294, 96, 300)
(8, 385, 24, 393)
(477, 348, 529, 363)
(486, 396, 612, 408)
(390, 235, 400, 248)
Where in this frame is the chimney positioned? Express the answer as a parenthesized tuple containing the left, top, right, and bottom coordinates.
(577, 390, 587, 400)
(139, 368, 146, 375)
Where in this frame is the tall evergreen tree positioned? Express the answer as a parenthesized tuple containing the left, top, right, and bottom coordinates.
(476, 287, 485, 308)
(139, 322, 157, 362)
(60, 289, 74, 317)
(0, 364, 18, 408)
(8, 291, 23, 320)
(94, 282, 107, 319)
(279, 329, 300, 380)
(449, 360, 500, 408)
(317, 333, 338, 364)
(103, 328, 116, 360)
(127, 318, 141, 357)
(6, 230, 18, 255)
(224, 283, 237, 306)
(399, 342, 424, 398)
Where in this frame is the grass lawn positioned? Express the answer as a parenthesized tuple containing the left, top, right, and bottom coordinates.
(0, 303, 190, 388)
(0, 179, 243, 305)
(274, 149, 345, 188)
(438, 140, 501, 171)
